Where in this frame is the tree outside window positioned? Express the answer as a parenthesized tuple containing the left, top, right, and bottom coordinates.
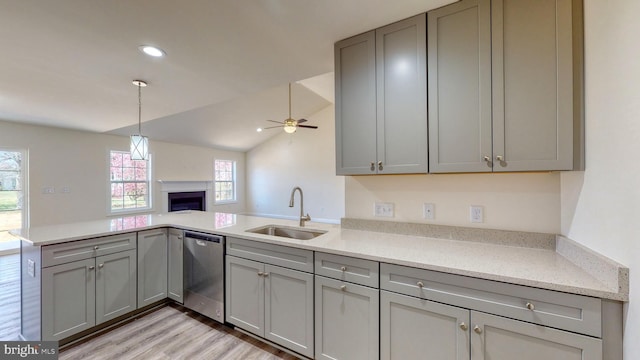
(110, 151, 151, 212)
(214, 160, 236, 203)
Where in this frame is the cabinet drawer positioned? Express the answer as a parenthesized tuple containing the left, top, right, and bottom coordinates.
(226, 237, 313, 273)
(315, 252, 379, 288)
(42, 233, 137, 268)
(380, 263, 602, 337)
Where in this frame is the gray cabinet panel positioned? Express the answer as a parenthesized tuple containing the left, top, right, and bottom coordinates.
(137, 229, 168, 308)
(381, 291, 470, 360)
(492, 0, 574, 171)
(376, 14, 427, 174)
(225, 255, 264, 336)
(264, 264, 314, 358)
(42, 258, 96, 341)
(315, 252, 379, 288)
(167, 229, 184, 303)
(428, 0, 492, 173)
(95, 249, 137, 324)
(315, 275, 379, 360)
(472, 311, 602, 360)
(335, 31, 377, 175)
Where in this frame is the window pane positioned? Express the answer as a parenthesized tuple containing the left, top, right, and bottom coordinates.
(109, 150, 151, 212)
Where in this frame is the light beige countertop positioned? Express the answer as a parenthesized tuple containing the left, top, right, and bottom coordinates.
(12, 211, 628, 301)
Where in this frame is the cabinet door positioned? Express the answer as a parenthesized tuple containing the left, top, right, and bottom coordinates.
(428, 0, 492, 173)
(376, 14, 428, 174)
(335, 31, 377, 175)
(167, 229, 184, 303)
(315, 276, 379, 360)
(492, 0, 574, 171)
(137, 229, 168, 308)
(95, 249, 137, 324)
(380, 291, 470, 360)
(471, 311, 602, 360)
(264, 264, 314, 358)
(225, 255, 264, 336)
(42, 258, 96, 341)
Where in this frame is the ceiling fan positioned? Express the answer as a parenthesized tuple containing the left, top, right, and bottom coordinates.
(263, 83, 318, 133)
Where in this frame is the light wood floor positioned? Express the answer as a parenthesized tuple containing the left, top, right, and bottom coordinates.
(60, 305, 301, 360)
(0, 253, 20, 340)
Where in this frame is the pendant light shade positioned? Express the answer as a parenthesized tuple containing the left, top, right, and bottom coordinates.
(130, 80, 149, 160)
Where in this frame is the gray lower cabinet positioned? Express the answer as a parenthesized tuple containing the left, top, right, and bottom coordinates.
(226, 254, 314, 358)
(314, 275, 379, 360)
(42, 258, 96, 341)
(167, 228, 183, 303)
(95, 249, 137, 324)
(380, 290, 470, 360)
(137, 229, 168, 308)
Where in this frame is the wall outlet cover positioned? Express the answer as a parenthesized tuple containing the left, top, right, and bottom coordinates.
(470, 205, 484, 223)
(423, 203, 435, 220)
(374, 202, 395, 217)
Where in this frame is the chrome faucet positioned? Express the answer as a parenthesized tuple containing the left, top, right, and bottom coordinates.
(289, 186, 311, 227)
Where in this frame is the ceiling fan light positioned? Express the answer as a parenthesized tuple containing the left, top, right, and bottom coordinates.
(284, 125, 297, 134)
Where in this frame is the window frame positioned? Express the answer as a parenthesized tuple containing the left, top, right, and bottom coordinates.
(108, 150, 152, 215)
(214, 159, 237, 204)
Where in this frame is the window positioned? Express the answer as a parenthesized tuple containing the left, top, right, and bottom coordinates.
(0, 149, 26, 245)
(109, 150, 151, 213)
(214, 159, 236, 203)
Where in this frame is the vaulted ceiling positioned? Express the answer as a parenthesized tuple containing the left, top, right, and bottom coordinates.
(0, 0, 453, 151)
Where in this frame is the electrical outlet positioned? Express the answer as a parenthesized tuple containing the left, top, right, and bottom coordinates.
(423, 203, 435, 220)
(374, 202, 395, 217)
(61, 186, 71, 193)
(42, 186, 55, 194)
(470, 205, 484, 223)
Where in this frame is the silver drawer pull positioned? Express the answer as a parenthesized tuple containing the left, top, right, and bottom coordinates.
(94, 245, 99, 250)
(98, 263, 104, 268)
(88, 266, 95, 270)
(416, 281, 424, 288)
(473, 325, 482, 334)
(257, 271, 264, 276)
(459, 322, 468, 331)
(263, 273, 269, 277)
(526, 302, 535, 311)
(340, 285, 346, 291)
(340, 266, 347, 272)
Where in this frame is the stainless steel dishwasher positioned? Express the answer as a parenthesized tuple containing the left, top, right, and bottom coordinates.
(183, 231, 225, 323)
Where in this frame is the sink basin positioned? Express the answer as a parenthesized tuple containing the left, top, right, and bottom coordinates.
(246, 225, 326, 240)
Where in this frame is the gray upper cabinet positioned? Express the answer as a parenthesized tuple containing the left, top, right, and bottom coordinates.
(428, 0, 580, 173)
(428, 0, 492, 173)
(95, 249, 137, 325)
(336, 14, 427, 175)
(167, 229, 183, 303)
(137, 229, 168, 308)
(492, 0, 575, 171)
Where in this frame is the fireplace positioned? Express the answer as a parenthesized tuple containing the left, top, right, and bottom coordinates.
(168, 191, 206, 212)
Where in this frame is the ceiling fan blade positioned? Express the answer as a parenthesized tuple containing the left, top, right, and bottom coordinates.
(298, 125, 318, 129)
(266, 120, 284, 124)
(297, 119, 308, 124)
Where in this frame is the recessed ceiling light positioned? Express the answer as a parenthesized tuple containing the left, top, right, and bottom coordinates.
(256, 128, 263, 132)
(139, 45, 166, 57)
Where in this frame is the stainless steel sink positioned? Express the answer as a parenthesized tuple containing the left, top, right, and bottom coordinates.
(246, 225, 326, 240)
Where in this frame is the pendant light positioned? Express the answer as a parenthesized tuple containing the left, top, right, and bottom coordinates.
(130, 80, 149, 160)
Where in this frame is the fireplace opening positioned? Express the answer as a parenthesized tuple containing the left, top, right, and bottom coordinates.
(168, 191, 206, 212)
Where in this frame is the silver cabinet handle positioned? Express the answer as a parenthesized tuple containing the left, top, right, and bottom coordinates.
(94, 245, 99, 250)
(88, 266, 95, 270)
(483, 156, 491, 162)
(177, 235, 183, 240)
(340, 266, 347, 272)
(263, 273, 269, 277)
(378, 161, 383, 171)
(459, 322, 468, 331)
(257, 271, 264, 276)
(340, 285, 346, 291)
(370, 162, 375, 171)
(473, 325, 482, 334)
(98, 263, 104, 268)
(416, 281, 424, 288)
(526, 302, 535, 311)
(496, 155, 504, 162)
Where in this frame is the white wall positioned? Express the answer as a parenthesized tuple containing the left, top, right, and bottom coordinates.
(0, 120, 245, 226)
(246, 105, 345, 223)
(346, 172, 560, 233)
(561, 0, 639, 357)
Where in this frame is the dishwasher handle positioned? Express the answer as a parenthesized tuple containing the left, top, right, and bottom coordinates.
(184, 231, 224, 244)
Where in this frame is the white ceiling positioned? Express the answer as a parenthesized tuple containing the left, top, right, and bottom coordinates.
(0, 0, 454, 151)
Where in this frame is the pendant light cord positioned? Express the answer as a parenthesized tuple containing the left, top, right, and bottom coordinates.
(138, 83, 142, 135)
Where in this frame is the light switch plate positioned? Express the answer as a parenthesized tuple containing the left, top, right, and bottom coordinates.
(470, 205, 484, 223)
